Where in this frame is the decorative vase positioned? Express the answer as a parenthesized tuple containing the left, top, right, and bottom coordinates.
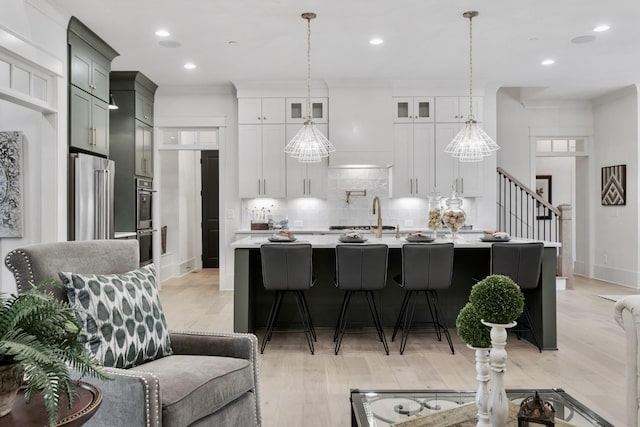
(427, 192, 443, 231)
(0, 363, 24, 417)
(467, 344, 491, 427)
(481, 320, 517, 427)
(442, 192, 466, 241)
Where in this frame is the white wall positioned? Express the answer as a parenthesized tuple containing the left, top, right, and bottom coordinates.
(535, 157, 575, 208)
(0, 0, 68, 292)
(592, 86, 639, 287)
(159, 151, 179, 279)
(178, 151, 198, 273)
(497, 88, 593, 187)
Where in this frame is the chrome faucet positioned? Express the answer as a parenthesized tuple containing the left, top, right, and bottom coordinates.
(372, 196, 383, 238)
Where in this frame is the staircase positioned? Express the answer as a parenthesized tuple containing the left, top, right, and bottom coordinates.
(496, 167, 572, 284)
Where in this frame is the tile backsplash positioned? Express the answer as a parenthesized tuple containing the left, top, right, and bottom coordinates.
(241, 168, 477, 230)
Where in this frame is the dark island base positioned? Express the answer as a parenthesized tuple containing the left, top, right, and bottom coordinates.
(234, 247, 557, 350)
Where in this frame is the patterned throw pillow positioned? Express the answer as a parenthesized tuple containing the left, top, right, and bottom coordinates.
(59, 264, 172, 369)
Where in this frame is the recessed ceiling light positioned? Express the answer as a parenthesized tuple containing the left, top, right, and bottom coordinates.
(155, 29, 170, 37)
(541, 59, 555, 66)
(369, 38, 384, 45)
(184, 63, 196, 70)
(593, 25, 610, 32)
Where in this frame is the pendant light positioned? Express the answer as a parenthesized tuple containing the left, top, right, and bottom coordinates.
(284, 12, 336, 163)
(444, 11, 499, 162)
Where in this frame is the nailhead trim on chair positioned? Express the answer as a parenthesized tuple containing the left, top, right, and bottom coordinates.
(5, 249, 35, 293)
(170, 330, 261, 426)
(109, 369, 159, 427)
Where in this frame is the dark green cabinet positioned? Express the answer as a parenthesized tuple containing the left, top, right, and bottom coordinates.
(67, 17, 118, 157)
(70, 85, 109, 156)
(135, 122, 153, 177)
(109, 71, 157, 232)
(135, 93, 154, 126)
(69, 39, 110, 103)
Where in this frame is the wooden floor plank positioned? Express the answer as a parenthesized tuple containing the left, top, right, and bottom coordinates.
(160, 272, 636, 427)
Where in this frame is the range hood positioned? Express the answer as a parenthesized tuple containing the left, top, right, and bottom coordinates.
(329, 151, 392, 168)
(327, 83, 393, 168)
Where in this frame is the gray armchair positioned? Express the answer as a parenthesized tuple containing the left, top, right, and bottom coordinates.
(615, 295, 640, 427)
(4, 240, 260, 427)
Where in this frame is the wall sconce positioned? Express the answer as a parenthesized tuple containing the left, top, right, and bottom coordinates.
(108, 93, 119, 110)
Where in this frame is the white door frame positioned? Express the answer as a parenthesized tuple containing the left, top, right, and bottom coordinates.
(153, 117, 226, 284)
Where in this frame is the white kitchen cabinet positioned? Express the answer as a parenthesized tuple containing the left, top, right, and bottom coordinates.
(286, 98, 328, 124)
(434, 123, 482, 197)
(435, 96, 483, 123)
(285, 124, 328, 198)
(238, 98, 286, 124)
(392, 123, 433, 197)
(393, 96, 434, 123)
(238, 124, 286, 198)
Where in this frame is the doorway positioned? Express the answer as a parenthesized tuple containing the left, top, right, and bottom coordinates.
(534, 136, 590, 277)
(156, 128, 221, 281)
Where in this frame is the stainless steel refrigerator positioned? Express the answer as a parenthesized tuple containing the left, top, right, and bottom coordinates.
(68, 152, 115, 240)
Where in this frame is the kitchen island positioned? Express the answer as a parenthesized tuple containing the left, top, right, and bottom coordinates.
(231, 234, 560, 350)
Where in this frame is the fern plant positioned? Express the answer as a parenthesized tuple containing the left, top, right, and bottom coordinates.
(0, 280, 110, 426)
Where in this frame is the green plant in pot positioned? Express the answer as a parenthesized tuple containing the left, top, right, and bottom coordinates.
(456, 302, 491, 349)
(0, 281, 110, 426)
(469, 274, 524, 325)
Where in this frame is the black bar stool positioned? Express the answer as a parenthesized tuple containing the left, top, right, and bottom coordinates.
(392, 243, 455, 354)
(490, 242, 544, 352)
(334, 244, 389, 355)
(260, 243, 316, 354)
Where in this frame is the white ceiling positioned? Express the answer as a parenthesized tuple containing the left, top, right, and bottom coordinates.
(53, 0, 640, 100)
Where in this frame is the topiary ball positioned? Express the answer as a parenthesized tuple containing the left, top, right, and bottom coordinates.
(456, 302, 491, 348)
(469, 274, 524, 324)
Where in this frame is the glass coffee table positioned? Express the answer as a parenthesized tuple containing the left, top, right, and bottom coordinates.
(350, 388, 613, 427)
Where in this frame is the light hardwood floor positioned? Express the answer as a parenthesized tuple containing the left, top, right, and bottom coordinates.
(160, 271, 636, 427)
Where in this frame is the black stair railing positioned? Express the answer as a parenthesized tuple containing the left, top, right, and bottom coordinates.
(497, 167, 560, 242)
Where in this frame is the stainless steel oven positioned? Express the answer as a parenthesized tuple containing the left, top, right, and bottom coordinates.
(136, 178, 153, 230)
(138, 228, 154, 266)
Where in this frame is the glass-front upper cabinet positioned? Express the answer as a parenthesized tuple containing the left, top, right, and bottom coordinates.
(393, 96, 434, 123)
(286, 98, 328, 124)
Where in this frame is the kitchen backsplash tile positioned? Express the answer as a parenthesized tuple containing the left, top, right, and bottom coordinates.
(241, 168, 476, 230)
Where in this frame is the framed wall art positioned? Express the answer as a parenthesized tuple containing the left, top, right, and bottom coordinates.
(0, 131, 23, 238)
(535, 175, 552, 220)
(601, 164, 626, 206)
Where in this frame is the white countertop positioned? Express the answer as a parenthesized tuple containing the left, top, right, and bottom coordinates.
(231, 233, 560, 249)
(234, 228, 479, 235)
